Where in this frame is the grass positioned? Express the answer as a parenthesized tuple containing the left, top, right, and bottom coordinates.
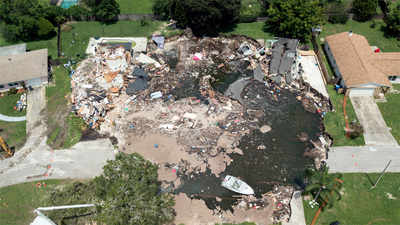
(0, 121, 26, 150)
(0, 93, 26, 117)
(1, 21, 162, 59)
(222, 22, 274, 40)
(378, 84, 400, 143)
(46, 66, 85, 149)
(323, 85, 365, 146)
(117, 0, 154, 14)
(304, 173, 400, 225)
(0, 179, 75, 225)
(321, 19, 400, 52)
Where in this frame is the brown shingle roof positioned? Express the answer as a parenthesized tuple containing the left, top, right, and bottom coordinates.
(325, 32, 396, 88)
(0, 49, 48, 85)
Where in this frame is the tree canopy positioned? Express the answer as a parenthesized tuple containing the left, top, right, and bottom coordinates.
(352, 0, 378, 22)
(384, 4, 400, 38)
(46, 153, 175, 225)
(264, 0, 324, 41)
(169, 0, 241, 36)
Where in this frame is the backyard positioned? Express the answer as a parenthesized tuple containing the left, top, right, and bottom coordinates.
(116, 0, 154, 14)
(0, 93, 27, 150)
(304, 173, 400, 225)
(378, 84, 400, 143)
(0, 21, 162, 59)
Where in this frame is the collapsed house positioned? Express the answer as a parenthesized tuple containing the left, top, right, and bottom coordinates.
(71, 32, 330, 224)
(268, 38, 300, 85)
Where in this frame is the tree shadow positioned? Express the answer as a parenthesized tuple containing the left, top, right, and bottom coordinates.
(364, 173, 375, 187)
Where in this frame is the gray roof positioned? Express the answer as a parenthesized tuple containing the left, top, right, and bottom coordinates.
(0, 49, 48, 84)
(0, 44, 26, 56)
(269, 38, 299, 76)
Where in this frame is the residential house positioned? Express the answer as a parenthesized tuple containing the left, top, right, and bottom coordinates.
(324, 32, 400, 96)
(0, 45, 48, 92)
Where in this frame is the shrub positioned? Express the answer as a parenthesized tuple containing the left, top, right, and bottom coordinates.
(352, 0, 378, 22)
(384, 6, 400, 38)
(326, 2, 349, 24)
(67, 5, 90, 21)
(152, 0, 171, 20)
(37, 17, 55, 38)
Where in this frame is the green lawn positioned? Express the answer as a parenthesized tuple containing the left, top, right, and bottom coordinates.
(0, 93, 27, 151)
(321, 19, 400, 52)
(1, 21, 162, 59)
(117, 0, 154, 14)
(324, 85, 365, 146)
(222, 22, 274, 40)
(0, 121, 26, 150)
(0, 179, 74, 225)
(378, 84, 400, 143)
(0, 93, 26, 117)
(304, 173, 400, 225)
(46, 66, 85, 149)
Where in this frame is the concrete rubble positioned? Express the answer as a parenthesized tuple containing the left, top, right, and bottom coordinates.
(71, 30, 332, 224)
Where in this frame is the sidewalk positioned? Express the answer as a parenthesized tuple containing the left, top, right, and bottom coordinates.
(0, 114, 26, 122)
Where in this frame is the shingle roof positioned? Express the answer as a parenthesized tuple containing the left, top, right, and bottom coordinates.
(0, 49, 48, 84)
(325, 32, 400, 88)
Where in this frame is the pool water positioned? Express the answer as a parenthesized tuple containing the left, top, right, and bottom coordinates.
(60, 0, 78, 9)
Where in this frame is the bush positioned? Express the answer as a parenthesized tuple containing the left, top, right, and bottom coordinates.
(170, 0, 241, 36)
(352, 0, 378, 22)
(152, 0, 171, 20)
(384, 6, 400, 38)
(37, 17, 55, 38)
(326, 2, 349, 24)
(67, 5, 90, 21)
(3, 24, 19, 42)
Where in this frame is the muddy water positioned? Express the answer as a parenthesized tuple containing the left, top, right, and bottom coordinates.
(175, 81, 322, 211)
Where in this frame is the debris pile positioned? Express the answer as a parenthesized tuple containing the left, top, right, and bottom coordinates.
(15, 93, 27, 112)
(70, 31, 332, 224)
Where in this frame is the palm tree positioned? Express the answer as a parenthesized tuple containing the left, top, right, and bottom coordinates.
(304, 164, 343, 225)
(304, 164, 343, 208)
(55, 15, 66, 57)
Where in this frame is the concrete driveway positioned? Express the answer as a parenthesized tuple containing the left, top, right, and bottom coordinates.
(350, 96, 398, 146)
(328, 146, 400, 173)
(0, 139, 115, 188)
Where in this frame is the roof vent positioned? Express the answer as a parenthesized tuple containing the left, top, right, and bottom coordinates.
(348, 31, 353, 37)
(8, 58, 12, 61)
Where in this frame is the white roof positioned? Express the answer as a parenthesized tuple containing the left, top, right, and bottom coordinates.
(86, 37, 148, 55)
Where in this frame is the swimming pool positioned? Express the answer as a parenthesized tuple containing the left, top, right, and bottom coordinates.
(60, 0, 78, 9)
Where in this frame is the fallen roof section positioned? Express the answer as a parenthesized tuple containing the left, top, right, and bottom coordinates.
(86, 37, 148, 55)
(0, 49, 48, 84)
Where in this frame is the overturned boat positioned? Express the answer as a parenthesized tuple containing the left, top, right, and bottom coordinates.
(221, 175, 255, 195)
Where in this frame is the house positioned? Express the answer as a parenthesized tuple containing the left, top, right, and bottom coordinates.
(0, 45, 48, 92)
(324, 32, 400, 96)
(269, 38, 300, 84)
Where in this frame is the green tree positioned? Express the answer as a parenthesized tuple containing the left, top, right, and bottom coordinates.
(93, 153, 175, 225)
(55, 15, 67, 57)
(304, 165, 343, 209)
(67, 5, 90, 21)
(325, 1, 349, 24)
(37, 17, 55, 38)
(265, 0, 324, 41)
(384, 5, 400, 38)
(170, 0, 241, 36)
(352, 0, 378, 22)
(94, 0, 120, 23)
(152, 0, 172, 20)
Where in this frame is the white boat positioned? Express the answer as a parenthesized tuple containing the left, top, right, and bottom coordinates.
(221, 175, 254, 195)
